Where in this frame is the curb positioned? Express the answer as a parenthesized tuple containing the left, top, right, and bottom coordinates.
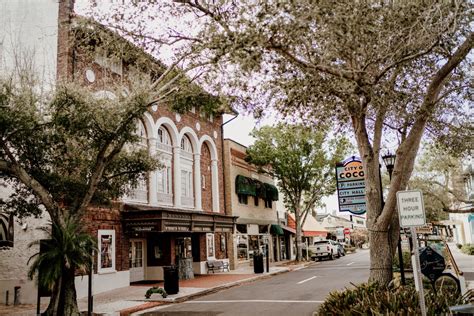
(125, 267, 302, 315)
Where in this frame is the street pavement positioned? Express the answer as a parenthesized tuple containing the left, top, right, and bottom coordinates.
(135, 249, 371, 316)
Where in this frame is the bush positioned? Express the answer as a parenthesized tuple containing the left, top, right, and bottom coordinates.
(461, 244, 474, 255)
(316, 282, 466, 316)
(393, 250, 412, 271)
(456, 243, 463, 249)
(145, 287, 168, 299)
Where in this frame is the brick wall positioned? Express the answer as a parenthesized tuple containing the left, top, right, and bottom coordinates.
(201, 142, 213, 212)
(83, 207, 128, 272)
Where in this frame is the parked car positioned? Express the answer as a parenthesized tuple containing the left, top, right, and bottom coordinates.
(336, 242, 346, 257)
(309, 240, 339, 261)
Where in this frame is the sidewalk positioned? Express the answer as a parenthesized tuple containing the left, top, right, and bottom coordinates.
(0, 260, 310, 316)
(447, 242, 474, 290)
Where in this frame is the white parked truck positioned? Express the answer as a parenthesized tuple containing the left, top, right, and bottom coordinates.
(310, 240, 339, 261)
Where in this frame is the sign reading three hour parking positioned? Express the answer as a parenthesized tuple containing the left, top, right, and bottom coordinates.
(397, 190, 426, 227)
(336, 156, 366, 215)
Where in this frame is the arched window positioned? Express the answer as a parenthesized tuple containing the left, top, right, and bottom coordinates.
(124, 120, 148, 203)
(0, 212, 14, 248)
(156, 126, 173, 205)
(157, 126, 172, 148)
(181, 135, 192, 153)
(135, 120, 147, 148)
(180, 135, 194, 207)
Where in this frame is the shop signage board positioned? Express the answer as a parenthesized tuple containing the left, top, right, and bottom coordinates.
(336, 156, 366, 215)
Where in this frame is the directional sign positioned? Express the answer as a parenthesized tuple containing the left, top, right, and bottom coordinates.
(338, 180, 365, 189)
(397, 190, 426, 227)
(336, 156, 367, 215)
(339, 204, 366, 214)
(339, 196, 366, 205)
(338, 188, 365, 197)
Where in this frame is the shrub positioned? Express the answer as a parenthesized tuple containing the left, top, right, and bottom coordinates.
(461, 244, 474, 255)
(456, 243, 463, 249)
(393, 250, 412, 271)
(316, 282, 465, 315)
(145, 287, 168, 299)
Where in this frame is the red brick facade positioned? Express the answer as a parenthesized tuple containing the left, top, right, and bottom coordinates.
(56, 1, 232, 279)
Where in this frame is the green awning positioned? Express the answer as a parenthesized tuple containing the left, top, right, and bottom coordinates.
(235, 175, 257, 196)
(264, 183, 279, 201)
(270, 224, 284, 236)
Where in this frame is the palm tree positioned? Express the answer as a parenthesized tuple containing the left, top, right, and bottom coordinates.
(28, 216, 96, 315)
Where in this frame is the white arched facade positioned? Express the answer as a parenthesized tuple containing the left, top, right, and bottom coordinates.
(124, 114, 220, 212)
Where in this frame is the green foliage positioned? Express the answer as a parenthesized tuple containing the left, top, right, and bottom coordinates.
(461, 244, 474, 255)
(0, 78, 159, 219)
(409, 143, 469, 218)
(456, 244, 463, 249)
(317, 282, 466, 316)
(27, 216, 96, 292)
(246, 123, 350, 209)
(393, 250, 413, 271)
(145, 287, 168, 299)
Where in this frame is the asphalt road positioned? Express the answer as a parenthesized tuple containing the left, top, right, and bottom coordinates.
(140, 249, 370, 316)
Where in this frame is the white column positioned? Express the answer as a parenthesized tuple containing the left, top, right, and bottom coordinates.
(173, 146, 181, 207)
(148, 137, 158, 205)
(194, 153, 202, 211)
(211, 159, 219, 212)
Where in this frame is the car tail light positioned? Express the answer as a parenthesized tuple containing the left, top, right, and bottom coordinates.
(327, 246, 330, 251)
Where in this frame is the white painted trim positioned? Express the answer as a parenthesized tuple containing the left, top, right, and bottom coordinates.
(155, 117, 179, 146)
(178, 126, 200, 155)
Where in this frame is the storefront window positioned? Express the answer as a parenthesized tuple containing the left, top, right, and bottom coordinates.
(248, 235, 259, 259)
(206, 233, 215, 259)
(237, 234, 248, 261)
(236, 224, 247, 234)
(259, 225, 269, 234)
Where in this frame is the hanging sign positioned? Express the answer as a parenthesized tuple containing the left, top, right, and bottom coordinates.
(336, 156, 366, 215)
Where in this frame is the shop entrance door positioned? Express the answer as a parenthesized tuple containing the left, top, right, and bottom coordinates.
(130, 239, 145, 282)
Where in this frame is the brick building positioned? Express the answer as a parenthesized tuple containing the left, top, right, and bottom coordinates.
(0, 0, 236, 302)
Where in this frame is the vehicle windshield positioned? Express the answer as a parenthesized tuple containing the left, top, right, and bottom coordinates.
(314, 241, 329, 245)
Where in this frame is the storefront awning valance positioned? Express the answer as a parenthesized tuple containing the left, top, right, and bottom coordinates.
(264, 183, 279, 201)
(235, 175, 257, 196)
(270, 224, 284, 236)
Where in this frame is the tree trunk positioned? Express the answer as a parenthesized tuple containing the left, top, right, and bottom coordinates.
(368, 229, 393, 285)
(295, 205, 303, 261)
(45, 267, 80, 316)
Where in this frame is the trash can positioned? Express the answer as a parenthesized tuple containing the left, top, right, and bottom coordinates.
(253, 253, 264, 274)
(163, 266, 179, 294)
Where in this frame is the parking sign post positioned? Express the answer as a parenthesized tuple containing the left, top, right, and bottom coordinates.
(397, 190, 427, 316)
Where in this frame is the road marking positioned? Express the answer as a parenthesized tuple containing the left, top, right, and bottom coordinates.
(297, 276, 317, 284)
(186, 300, 324, 304)
(347, 262, 355, 266)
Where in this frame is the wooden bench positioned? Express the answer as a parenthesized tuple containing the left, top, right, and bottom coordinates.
(206, 260, 230, 273)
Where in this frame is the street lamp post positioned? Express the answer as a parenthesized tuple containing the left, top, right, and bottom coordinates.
(382, 153, 406, 286)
